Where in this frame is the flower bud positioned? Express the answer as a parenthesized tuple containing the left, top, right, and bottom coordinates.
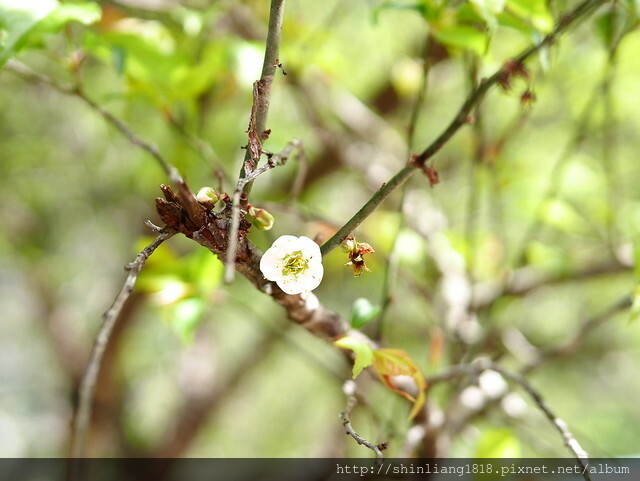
(196, 187, 220, 208)
(248, 205, 275, 231)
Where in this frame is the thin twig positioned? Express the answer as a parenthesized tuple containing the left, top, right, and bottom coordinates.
(427, 360, 591, 480)
(340, 380, 387, 461)
(600, 48, 620, 255)
(523, 294, 632, 374)
(463, 56, 483, 285)
(166, 113, 229, 187)
(5, 60, 183, 185)
(376, 35, 432, 339)
(486, 362, 591, 479)
(511, 82, 602, 268)
(70, 226, 175, 461)
(224, 139, 301, 283)
(319, 0, 604, 256)
(238, 0, 286, 195)
(223, 0, 288, 284)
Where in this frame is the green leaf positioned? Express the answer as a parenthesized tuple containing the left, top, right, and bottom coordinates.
(36, 2, 102, 33)
(372, 348, 427, 419)
(475, 428, 521, 458)
(170, 297, 206, 344)
(497, 10, 538, 36)
(469, 0, 506, 30)
(506, 0, 553, 32)
(595, 2, 637, 50)
(334, 336, 375, 378)
(188, 248, 224, 294)
(350, 298, 381, 329)
(372, 1, 437, 24)
(433, 25, 489, 56)
(0, 0, 59, 67)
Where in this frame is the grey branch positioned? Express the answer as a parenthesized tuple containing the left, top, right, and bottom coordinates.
(70, 226, 175, 460)
(427, 360, 591, 481)
(5, 60, 183, 185)
(224, 139, 302, 284)
(340, 380, 387, 460)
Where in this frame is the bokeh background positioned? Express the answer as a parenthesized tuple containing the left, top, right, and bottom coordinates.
(1, 0, 640, 458)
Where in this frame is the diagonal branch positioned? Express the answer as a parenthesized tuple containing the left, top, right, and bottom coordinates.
(340, 380, 387, 460)
(319, 0, 605, 256)
(4, 60, 183, 185)
(70, 223, 175, 460)
(427, 360, 591, 480)
(486, 362, 590, 475)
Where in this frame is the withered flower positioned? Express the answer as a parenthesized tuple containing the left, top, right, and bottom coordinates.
(342, 237, 375, 277)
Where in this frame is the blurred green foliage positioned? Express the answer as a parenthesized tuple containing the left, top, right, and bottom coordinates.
(1, 0, 640, 459)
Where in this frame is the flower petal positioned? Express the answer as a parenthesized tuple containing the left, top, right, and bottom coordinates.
(259, 235, 324, 294)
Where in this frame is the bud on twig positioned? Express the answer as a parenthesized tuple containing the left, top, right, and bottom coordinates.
(247, 205, 275, 231)
(196, 187, 220, 209)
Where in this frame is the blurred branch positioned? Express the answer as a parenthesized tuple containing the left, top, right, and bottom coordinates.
(428, 360, 591, 478)
(429, 294, 631, 457)
(601, 48, 621, 254)
(319, 0, 605, 256)
(472, 260, 631, 312)
(522, 293, 632, 374)
(376, 35, 433, 340)
(512, 85, 601, 267)
(487, 362, 591, 474)
(340, 380, 387, 460)
(464, 56, 483, 284)
(96, 0, 182, 29)
(150, 328, 283, 459)
(70, 223, 175, 461)
(5, 60, 183, 185)
(165, 113, 229, 187)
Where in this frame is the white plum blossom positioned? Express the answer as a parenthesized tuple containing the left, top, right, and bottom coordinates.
(259, 235, 323, 295)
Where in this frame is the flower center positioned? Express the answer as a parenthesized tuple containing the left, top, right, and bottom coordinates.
(281, 251, 309, 278)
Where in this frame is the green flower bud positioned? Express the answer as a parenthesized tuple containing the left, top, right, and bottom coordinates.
(196, 187, 220, 208)
(248, 205, 275, 231)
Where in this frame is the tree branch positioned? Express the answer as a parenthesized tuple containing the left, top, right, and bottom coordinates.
(238, 0, 286, 193)
(487, 362, 591, 479)
(224, 139, 301, 283)
(4, 61, 183, 185)
(340, 380, 387, 460)
(319, 0, 605, 256)
(428, 360, 591, 480)
(70, 224, 175, 462)
(223, 0, 287, 284)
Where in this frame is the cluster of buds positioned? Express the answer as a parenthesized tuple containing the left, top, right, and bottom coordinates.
(342, 237, 375, 277)
(196, 186, 274, 231)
